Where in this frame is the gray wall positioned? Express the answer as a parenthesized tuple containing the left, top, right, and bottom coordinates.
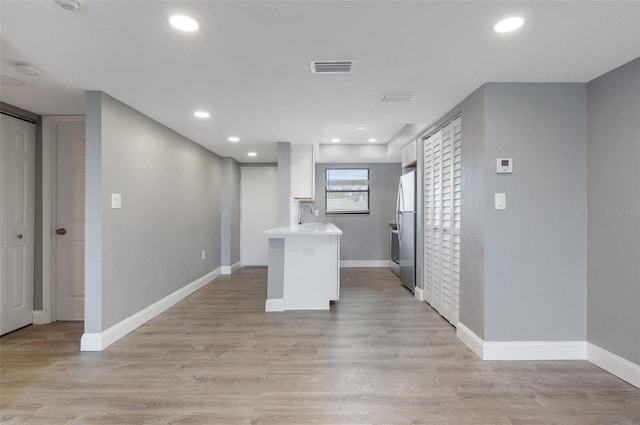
(458, 87, 487, 340)
(221, 157, 241, 267)
(586, 58, 640, 364)
(277, 142, 292, 226)
(415, 86, 488, 338)
(483, 83, 587, 341)
(308, 163, 401, 261)
(419, 83, 588, 342)
(84, 92, 104, 333)
(85, 91, 223, 332)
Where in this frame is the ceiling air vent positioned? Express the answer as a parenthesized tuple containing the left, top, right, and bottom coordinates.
(381, 93, 417, 102)
(311, 60, 353, 74)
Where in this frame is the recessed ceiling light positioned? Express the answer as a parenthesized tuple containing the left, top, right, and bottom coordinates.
(169, 15, 199, 32)
(55, 0, 84, 11)
(15, 63, 42, 76)
(331, 138, 341, 143)
(228, 137, 240, 142)
(247, 152, 257, 157)
(494, 16, 525, 33)
(356, 126, 365, 130)
(368, 138, 377, 143)
(194, 111, 210, 118)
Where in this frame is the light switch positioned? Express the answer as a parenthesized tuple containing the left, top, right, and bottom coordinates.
(495, 193, 506, 210)
(111, 193, 121, 209)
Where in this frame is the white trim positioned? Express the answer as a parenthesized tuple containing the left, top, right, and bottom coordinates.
(413, 286, 424, 301)
(456, 323, 485, 359)
(41, 115, 85, 324)
(32, 310, 49, 324)
(80, 268, 221, 351)
(265, 298, 285, 312)
(457, 325, 640, 387)
(456, 323, 586, 360)
(220, 261, 241, 275)
(339, 260, 390, 268)
(587, 343, 640, 389)
(483, 341, 586, 361)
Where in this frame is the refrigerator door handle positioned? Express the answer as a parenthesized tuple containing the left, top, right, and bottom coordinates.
(396, 179, 402, 212)
(396, 180, 403, 243)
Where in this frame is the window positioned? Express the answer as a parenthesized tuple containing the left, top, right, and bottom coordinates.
(325, 168, 370, 214)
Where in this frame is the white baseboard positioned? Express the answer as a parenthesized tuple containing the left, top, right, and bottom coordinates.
(220, 261, 241, 275)
(483, 341, 586, 361)
(265, 298, 285, 312)
(32, 310, 53, 324)
(457, 324, 640, 388)
(414, 287, 424, 301)
(456, 323, 586, 360)
(81, 268, 221, 351)
(340, 260, 390, 268)
(587, 343, 640, 389)
(456, 323, 485, 359)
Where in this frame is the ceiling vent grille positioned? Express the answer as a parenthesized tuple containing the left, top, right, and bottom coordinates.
(381, 93, 417, 102)
(311, 61, 353, 74)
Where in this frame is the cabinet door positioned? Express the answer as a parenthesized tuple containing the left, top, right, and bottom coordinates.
(291, 144, 314, 199)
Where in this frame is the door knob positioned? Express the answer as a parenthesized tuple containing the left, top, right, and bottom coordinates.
(56, 228, 67, 235)
(17, 234, 23, 239)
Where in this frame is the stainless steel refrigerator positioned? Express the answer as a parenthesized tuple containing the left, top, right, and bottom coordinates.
(396, 170, 416, 292)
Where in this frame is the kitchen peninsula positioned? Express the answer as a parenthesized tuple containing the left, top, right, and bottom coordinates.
(263, 222, 342, 312)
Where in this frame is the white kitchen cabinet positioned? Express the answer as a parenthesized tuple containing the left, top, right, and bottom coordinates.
(401, 139, 417, 167)
(264, 223, 342, 311)
(291, 144, 315, 199)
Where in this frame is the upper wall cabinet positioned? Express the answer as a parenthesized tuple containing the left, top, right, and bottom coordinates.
(291, 144, 315, 199)
(401, 140, 417, 167)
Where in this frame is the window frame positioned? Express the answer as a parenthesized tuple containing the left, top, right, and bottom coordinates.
(324, 168, 371, 215)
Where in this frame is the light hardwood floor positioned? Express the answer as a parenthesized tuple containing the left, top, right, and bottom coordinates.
(1, 267, 639, 424)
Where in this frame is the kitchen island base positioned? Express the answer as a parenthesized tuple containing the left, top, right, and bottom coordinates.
(264, 223, 342, 312)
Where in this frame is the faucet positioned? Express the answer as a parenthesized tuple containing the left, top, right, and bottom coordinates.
(298, 203, 315, 224)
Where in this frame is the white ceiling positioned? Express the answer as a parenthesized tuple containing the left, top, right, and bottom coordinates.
(1, 1, 639, 163)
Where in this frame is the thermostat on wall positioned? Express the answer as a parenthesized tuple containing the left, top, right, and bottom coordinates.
(496, 158, 513, 174)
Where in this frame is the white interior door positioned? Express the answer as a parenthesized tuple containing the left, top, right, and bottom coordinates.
(439, 122, 454, 322)
(423, 116, 462, 327)
(55, 121, 85, 321)
(240, 166, 277, 266)
(0, 114, 35, 335)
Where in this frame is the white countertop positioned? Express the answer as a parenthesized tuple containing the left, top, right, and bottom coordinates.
(264, 222, 343, 237)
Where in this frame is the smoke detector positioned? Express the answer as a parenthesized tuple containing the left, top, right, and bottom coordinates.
(15, 63, 42, 77)
(55, 0, 84, 11)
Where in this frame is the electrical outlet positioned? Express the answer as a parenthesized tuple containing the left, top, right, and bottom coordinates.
(201, 250, 206, 260)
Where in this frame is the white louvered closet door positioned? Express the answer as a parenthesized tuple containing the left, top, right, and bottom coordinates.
(423, 117, 461, 326)
(423, 131, 437, 305)
(439, 123, 454, 323)
(450, 117, 462, 325)
(431, 131, 443, 313)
